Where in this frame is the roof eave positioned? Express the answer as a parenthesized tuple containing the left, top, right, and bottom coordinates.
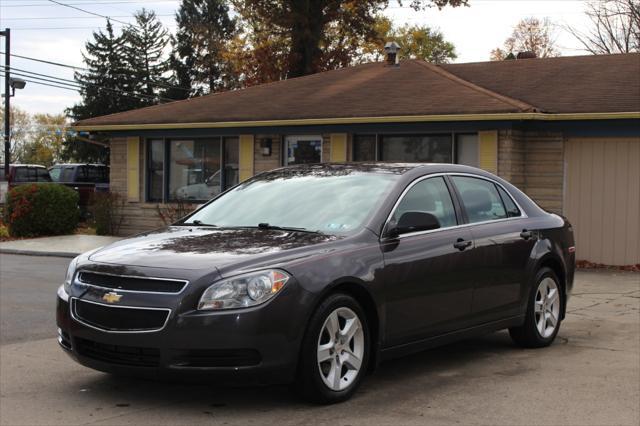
(72, 112, 640, 132)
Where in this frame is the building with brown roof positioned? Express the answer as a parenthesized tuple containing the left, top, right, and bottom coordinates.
(73, 53, 640, 266)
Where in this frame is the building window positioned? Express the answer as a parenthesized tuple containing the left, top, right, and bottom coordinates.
(455, 134, 479, 167)
(380, 134, 452, 163)
(285, 135, 322, 165)
(147, 139, 164, 202)
(353, 135, 377, 162)
(146, 137, 239, 203)
(353, 133, 481, 165)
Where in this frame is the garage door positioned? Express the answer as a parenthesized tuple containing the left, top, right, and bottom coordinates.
(564, 137, 640, 266)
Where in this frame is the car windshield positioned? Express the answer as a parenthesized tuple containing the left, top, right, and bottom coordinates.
(183, 168, 400, 234)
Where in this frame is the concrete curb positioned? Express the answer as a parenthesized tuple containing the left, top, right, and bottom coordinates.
(0, 248, 80, 258)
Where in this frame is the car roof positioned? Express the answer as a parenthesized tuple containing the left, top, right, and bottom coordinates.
(10, 164, 47, 168)
(270, 162, 491, 176)
(49, 163, 107, 167)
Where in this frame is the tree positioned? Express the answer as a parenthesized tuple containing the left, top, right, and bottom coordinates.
(233, 0, 468, 79)
(0, 106, 31, 165)
(362, 16, 456, 64)
(490, 17, 560, 60)
(124, 9, 174, 104)
(567, 0, 640, 54)
(69, 20, 141, 121)
(20, 114, 68, 167)
(170, 0, 239, 96)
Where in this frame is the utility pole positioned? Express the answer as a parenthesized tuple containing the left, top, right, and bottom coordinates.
(1, 28, 9, 180)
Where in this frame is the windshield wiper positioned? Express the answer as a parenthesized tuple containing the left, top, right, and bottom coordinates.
(183, 220, 218, 227)
(255, 223, 322, 234)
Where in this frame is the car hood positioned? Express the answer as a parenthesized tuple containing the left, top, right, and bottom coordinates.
(88, 226, 340, 271)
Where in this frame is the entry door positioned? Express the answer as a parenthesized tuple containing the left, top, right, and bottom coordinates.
(381, 176, 475, 346)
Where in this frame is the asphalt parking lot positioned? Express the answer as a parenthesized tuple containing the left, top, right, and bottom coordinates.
(0, 254, 638, 426)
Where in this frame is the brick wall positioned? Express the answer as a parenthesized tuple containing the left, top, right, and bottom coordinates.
(498, 130, 564, 214)
(254, 135, 282, 173)
(523, 131, 564, 214)
(497, 129, 526, 187)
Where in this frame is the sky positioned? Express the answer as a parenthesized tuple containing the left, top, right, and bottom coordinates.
(0, 0, 594, 116)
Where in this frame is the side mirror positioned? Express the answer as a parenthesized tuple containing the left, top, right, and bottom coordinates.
(386, 211, 440, 238)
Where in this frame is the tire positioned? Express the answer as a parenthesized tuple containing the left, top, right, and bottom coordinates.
(295, 293, 370, 404)
(509, 267, 563, 348)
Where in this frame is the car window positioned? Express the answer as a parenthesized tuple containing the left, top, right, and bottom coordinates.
(497, 186, 521, 217)
(391, 177, 457, 229)
(36, 168, 51, 182)
(14, 168, 36, 182)
(49, 167, 61, 182)
(61, 167, 75, 182)
(451, 176, 507, 223)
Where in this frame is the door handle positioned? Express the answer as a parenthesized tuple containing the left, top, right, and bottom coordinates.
(453, 238, 472, 251)
(520, 229, 533, 240)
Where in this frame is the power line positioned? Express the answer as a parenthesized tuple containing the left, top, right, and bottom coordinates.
(0, 52, 190, 92)
(1, 14, 175, 20)
(46, 0, 133, 27)
(1, 1, 179, 7)
(1, 0, 179, 5)
(0, 52, 84, 70)
(1, 65, 176, 102)
(8, 26, 177, 31)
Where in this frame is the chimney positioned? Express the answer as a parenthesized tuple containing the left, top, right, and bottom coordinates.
(384, 41, 401, 66)
(516, 51, 537, 59)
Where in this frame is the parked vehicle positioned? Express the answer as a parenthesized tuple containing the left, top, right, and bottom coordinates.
(0, 164, 52, 203)
(48, 164, 109, 209)
(56, 163, 575, 403)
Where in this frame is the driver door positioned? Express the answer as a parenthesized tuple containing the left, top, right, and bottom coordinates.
(381, 176, 476, 347)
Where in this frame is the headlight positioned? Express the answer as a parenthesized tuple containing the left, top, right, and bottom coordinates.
(198, 269, 290, 310)
(63, 255, 81, 294)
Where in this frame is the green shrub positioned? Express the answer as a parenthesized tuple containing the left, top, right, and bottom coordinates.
(5, 183, 79, 237)
(89, 192, 124, 236)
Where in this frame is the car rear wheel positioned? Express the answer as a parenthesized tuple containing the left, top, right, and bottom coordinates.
(509, 267, 563, 348)
(295, 293, 369, 404)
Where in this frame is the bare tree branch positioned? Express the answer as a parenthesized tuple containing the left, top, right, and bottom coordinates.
(566, 0, 640, 54)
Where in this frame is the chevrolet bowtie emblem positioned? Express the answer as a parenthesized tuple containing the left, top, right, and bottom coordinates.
(102, 292, 123, 304)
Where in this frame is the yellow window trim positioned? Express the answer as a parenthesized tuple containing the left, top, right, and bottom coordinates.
(478, 130, 498, 174)
(239, 135, 254, 182)
(330, 133, 348, 162)
(126, 136, 140, 201)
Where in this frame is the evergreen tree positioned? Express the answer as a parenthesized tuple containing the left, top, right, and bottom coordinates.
(170, 0, 238, 96)
(69, 20, 141, 121)
(124, 9, 175, 104)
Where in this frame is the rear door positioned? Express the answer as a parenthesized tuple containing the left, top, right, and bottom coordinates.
(381, 176, 476, 346)
(450, 175, 534, 323)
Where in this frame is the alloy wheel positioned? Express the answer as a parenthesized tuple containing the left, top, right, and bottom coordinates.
(535, 277, 561, 338)
(316, 307, 365, 391)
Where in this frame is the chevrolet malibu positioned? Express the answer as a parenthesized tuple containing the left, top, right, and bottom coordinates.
(57, 163, 575, 403)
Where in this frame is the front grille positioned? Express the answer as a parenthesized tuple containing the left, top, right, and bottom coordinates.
(170, 349, 261, 368)
(72, 299, 170, 332)
(75, 337, 160, 367)
(77, 272, 187, 293)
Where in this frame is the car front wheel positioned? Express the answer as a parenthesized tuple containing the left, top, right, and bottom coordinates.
(510, 267, 563, 348)
(296, 293, 369, 404)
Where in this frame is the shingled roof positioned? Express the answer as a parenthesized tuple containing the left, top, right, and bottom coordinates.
(74, 53, 640, 129)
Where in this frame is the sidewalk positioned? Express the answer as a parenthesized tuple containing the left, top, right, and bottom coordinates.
(0, 235, 121, 258)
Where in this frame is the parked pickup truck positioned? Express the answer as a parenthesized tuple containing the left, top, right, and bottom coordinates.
(0, 164, 52, 203)
(48, 164, 109, 211)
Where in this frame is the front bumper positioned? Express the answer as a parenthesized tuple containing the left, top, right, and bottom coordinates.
(56, 280, 309, 385)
